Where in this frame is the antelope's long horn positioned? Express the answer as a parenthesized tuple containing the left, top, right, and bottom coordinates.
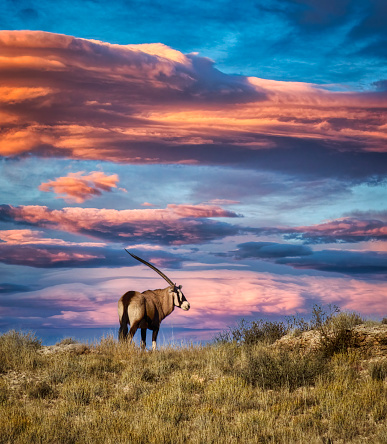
(125, 249, 174, 286)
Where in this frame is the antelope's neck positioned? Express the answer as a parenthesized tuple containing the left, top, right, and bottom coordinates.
(161, 287, 174, 319)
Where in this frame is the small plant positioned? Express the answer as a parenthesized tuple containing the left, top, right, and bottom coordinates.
(286, 314, 310, 335)
(214, 319, 288, 345)
(56, 337, 79, 346)
(370, 360, 387, 381)
(311, 305, 363, 357)
(382, 318, 387, 325)
(141, 368, 158, 383)
(0, 379, 8, 404)
(26, 380, 56, 399)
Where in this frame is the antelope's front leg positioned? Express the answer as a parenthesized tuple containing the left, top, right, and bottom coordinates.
(152, 329, 159, 351)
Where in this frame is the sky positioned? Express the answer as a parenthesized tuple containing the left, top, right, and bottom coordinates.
(0, 0, 386, 345)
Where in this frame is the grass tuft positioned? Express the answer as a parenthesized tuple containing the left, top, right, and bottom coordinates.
(237, 345, 327, 390)
(369, 360, 387, 381)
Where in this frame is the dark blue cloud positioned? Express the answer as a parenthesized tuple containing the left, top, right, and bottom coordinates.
(277, 250, 387, 275)
(223, 241, 387, 276)
(0, 283, 31, 293)
(224, 241, 313, 259)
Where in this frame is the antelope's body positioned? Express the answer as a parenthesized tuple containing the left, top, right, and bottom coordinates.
(118, 251, 190, 349)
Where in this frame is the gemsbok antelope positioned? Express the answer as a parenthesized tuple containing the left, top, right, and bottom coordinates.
(118, 250, 190, 350)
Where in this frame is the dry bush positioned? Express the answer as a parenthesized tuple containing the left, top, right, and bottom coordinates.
(236, 345, 328, 390)
(310, 306, 364, 357)
(0, 330, 42, 373)
(56, 337, 79, 345)
(214, 318, 288, 345)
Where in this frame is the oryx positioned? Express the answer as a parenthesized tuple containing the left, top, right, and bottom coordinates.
(118, 250, 190, 350)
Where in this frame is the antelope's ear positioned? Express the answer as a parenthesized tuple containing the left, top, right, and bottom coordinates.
(178, 285, 182, 290)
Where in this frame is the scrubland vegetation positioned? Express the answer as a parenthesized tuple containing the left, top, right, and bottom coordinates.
(1, 307, 387, 443)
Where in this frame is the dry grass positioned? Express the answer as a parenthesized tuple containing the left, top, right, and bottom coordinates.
(0, 320, 387, 444)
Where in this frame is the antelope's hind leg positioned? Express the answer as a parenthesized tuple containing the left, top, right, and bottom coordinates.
(118, 323, 128, 341)
(141, 328, 147, 350)
(118, 301, 129, 341)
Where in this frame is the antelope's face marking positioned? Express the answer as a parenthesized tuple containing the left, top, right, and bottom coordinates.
(181, 301, 190, 311)
(173, 285, 190, 311)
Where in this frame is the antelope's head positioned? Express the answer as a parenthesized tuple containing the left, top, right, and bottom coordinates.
(125, 249, 190, 311)
(172, 284, 190, 311)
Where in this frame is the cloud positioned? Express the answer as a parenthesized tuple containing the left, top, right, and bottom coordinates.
(225, 241, 313, 259)
(277, 250, 387, 275)
(0, 203, 242, 245)
(0, 31, 386, 182)
(39, 171, 121, 202)
(1, 268, 386, 332)
(280, 215, 387, 244)
(0, 229, 104, 246)
(204, 199, 240, 205)
(222, 240, 387, 276)
(0, 238, 188, 269)
(0, 245, 106, 268)
(0, 283, 31, 294)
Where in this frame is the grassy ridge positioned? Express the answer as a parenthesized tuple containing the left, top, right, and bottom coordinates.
(0, 316, 387, 443)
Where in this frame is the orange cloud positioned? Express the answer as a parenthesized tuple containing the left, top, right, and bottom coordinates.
(0, 86, 54, 103)
(0, 30, 385, 170)
(39, 171, 121, 202)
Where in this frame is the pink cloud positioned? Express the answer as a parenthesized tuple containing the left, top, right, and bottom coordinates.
(39, 171, 121, 202)
(0, 229, 104, 246)
(167, 204, 239, 218)
(0, 203, 241, 245)
(6, 268, 386, 332)
(205, 199, 240, 205)
(278, 215, 387, 243)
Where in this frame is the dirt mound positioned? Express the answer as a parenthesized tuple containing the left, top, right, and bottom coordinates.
(274, 324, 387, 357)
(39, 343, 90, 355)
